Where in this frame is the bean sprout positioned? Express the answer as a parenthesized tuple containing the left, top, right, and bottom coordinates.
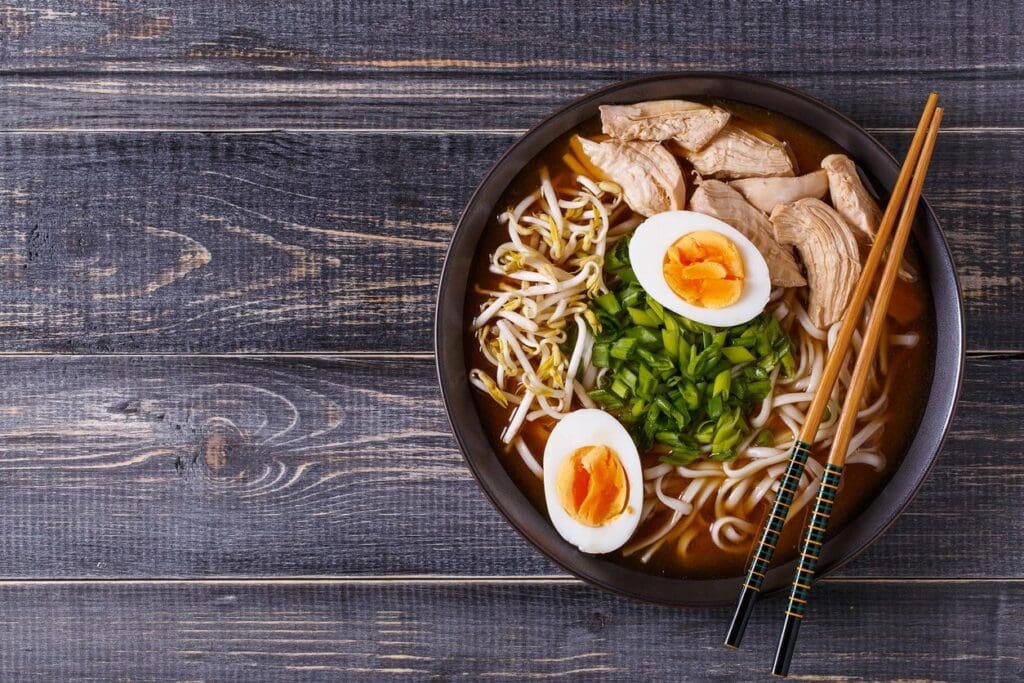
(471, 170, 637, 469)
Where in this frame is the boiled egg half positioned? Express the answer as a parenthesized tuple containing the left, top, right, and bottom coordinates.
(543, 409, 643, 554)
(629, 210, 771, 327)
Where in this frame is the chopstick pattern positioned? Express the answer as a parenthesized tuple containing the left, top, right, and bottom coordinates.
(741, 440, 811, 592)
(772, 104, 942, 678)
(784, 463, 843, 619)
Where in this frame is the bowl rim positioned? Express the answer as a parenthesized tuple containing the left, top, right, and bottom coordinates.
(435, 72, 965, 607)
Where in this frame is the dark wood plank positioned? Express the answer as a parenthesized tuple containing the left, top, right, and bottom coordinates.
(0, 580, 1019, 680)
(0, 131, 1018, 352)
(1, 2, 1021, 130)
(2, 72, 1020, 131)
(0, 355, 1017, 579)
(0, 131, 463, 353)
(2, 1, 1020, 81)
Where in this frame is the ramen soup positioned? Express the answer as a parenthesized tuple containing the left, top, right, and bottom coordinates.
(464, 98, 934, 579)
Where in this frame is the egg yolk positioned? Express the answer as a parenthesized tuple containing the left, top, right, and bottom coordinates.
(555, 445, 628, 527)
(663, 230, 745, 309)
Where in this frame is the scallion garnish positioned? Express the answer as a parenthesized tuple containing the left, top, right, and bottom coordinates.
(586, 236, 795, 465)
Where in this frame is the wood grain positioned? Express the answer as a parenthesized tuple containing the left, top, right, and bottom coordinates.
(0, 2, 1019, 131)
(1, 1, 1020, 79)
(0, 580, 1018, 681)
(0, 131, 460, 352)
(0, 2, 1017, 677)
(0, 130, 1017, 352)
(0, 354, 1016, 579)
(2, 73, 1021, 131)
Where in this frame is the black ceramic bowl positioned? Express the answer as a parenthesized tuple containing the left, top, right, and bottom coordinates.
(435, 74, 964, 606)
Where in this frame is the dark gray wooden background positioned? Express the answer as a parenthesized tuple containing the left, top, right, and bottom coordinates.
(0, 2, 1021, 681)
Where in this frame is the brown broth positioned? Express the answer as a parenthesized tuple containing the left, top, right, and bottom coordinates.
(463, 99, 935, 579)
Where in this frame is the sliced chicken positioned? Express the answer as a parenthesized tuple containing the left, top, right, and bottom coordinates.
(771, 199, 862, 328)
(689, 180, 806, 287)
(821, 154, 917, 281)
(579, 137, 686, 217)
(599, 99, 731, 151)
(684, 125, 795, 179)
(729, 170, 828, 214)
(821, 154, 881, 239)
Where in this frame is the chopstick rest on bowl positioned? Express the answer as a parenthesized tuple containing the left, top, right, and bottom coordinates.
(724, 92, 941, 650)
(772, 105, 944, 679)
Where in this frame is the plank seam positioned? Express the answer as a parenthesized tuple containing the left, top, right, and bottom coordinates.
(0, 577, 1018, 585)
(0, 127, 1016, 135)
(0, 350, 1011, 359)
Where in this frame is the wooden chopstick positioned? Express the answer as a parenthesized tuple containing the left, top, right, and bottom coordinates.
(724, 92, 941, 649)
(772, 106, 944, 678)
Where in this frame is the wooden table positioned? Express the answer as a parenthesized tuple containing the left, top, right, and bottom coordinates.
(0, 2, 1021, 680)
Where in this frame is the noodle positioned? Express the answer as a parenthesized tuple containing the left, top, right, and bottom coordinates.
(620, 291, 915, 559)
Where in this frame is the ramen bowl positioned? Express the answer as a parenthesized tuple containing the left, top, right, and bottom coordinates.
(435, 73, 964, 606)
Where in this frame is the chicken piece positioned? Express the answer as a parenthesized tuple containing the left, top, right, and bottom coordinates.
(689, 180, 806, 287)
(729, 170, 829, 214)
(821, 154, 917, 281)
(599, 99, 731, 151)
(771, 198, 862, 328)
(821, 154, 882, 239)
(578, 137, 686, 217)
(684, 125, 795, 179)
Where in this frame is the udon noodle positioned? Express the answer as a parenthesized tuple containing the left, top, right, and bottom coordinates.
(625, 291, 916, 562)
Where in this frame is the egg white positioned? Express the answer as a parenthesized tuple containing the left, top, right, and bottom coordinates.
(543, 409, 643, 554)
(628, 210, 772, 327)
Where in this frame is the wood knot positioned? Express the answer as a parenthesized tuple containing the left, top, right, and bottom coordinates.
(200, 417, 251, 478)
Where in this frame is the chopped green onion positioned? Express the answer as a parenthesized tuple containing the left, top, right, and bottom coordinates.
(619, 284, 645, 309)
(706, 394, 724, 418)
(630, 398, 647, 420)
(677, 336, 692, 373)
(646, 297, 665, 321)
(694, 419, 716, 444)
(722, 345, 756, 363)
(588, 389, 623, 409)
(618, 367, 638, 392)
(586, 237, 796, 467)
(662, 326, 679, 357)
(595, 292, 621, 315)
(605, 239, 630, 271)
(610, 337, 637, 360)
(642, 403, 661, 441)
(680, 381, 700, 411)
(627, 306, 661, 328)
(746, 379, 772, 400)
(712, 368, 732, 399)
(781, 348, 796, 376)
(637, 364, 657, 399)
(625, 326, 661, 348)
